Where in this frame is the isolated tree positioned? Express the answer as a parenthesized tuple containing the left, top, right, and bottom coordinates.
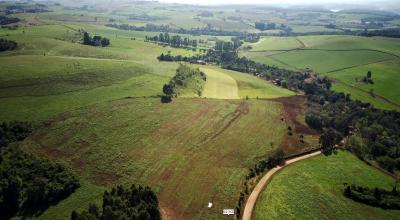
(367, 70, 372, 79)
(83, 32, 91, 45)
(159, 33, 164, 42)
(319, 128, 342, 155)
(162, 84, 174, 96)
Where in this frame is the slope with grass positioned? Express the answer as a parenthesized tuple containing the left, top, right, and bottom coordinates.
(253, 151, 400, 220)
(200, 68, 240, 99)
(0, 24, 199, 121)
(325, 59, 400, 110)
(201, 66, 296, 99)
(23, 97, 292, 220)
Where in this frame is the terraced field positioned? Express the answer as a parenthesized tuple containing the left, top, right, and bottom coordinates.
(253, 151, 400, 220)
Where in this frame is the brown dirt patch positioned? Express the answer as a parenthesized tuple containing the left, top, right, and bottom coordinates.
(273, 95, 318, 135)
(92, 171, 121, 186)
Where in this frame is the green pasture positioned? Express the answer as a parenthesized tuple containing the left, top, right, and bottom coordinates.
(23, 97, 289, 220)
(201, 66, 296, 99)
(253, 151, 400, 220)
(200, 68, 240, 99)
(241, 35, 400, 110)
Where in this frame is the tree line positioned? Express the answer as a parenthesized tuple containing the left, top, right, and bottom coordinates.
(145, 32, 197, 49)
(157, 40, 400, 173)
(71, 184, 161, 220)
(82, 32, 110, 47)
(343, 183, 400, 209)
(0, 15, 20, 25)
(161, 65, 206, 103)
(0, 38, 17, 52)
(106, 23, 253, 37)
(358, 28, 400, 38)
(0, 121, 80, 218)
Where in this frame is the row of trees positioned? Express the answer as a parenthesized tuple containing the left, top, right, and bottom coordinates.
(343, 184, 400, 209)
(71, 184, 161, 220)
(157, 48, 307, 92)
(106, 23, 254, 37)
(161, 65, 206, 103)
(234, 149, 285, 218)
(359, 28, 400, 38)
(145, 33, 197, 48)
(0, 38, 17, 52)
(82, 32, 110, 47)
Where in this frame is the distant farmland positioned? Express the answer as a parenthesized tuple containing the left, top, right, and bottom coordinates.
(241, 35, 400, 110)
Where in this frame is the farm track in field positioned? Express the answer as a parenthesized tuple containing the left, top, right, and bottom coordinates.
(242, 150, 322, 220)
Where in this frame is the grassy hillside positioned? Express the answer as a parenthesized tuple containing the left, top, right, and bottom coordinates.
(23, 97, 290, 220)
(201, 66, 296, 99)
(327, 59, 400, 110)
(0, 24, 193, 121)
(253, 151, 400, 220)
(200, 68, 240, 99)
(240, 35, 400, 110)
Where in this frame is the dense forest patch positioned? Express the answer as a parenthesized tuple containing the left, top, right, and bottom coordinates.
(0, 38, 17, 52)
(72, 184, 160, 220)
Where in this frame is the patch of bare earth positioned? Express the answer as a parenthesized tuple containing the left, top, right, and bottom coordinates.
(92, 171, 121, 186)
(273, 95, 319, 155)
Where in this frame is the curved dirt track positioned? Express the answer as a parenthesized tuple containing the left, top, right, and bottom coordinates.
(242, 150, 322, 220)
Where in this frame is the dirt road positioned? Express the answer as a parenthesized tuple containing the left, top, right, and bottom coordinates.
(242, 150, 322, 220)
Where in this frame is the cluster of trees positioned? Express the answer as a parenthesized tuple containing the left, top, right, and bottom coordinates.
(82, 32, 110, 47)
(343, 184, 400, 209)
(0, 38, 17, 52)
(145, 33, 197, 48)
(0, 121, 79, 218)
(71, 184, 160, 220)
(215, 39, 242, 52)
(0, 121, 32, 148)
(161, 65, 206, 103)
(305, 84, 400, 171)
(235, 33, 260, 43)
(0, 15, 20, 25)
(254, 22, 293, 33)
(361, 70, 374, 84)
(255, 22, 276, 31)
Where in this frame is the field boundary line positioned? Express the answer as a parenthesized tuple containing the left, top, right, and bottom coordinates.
(326, 58, 397, 73)
(332, 79, 400, 110)
(242, 150, 322, 220)
(247, 48, 399, 58)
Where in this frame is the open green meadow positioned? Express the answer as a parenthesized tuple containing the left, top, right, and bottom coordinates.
(200, 66, 296, 99)
(241, 35, 400, 110)
(200, 68, 240, 99)
(0, 11, 301, 219)
(253, 151, 400, 220)
(1, 1, 399, 219)
(23, 97, 290, 219)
